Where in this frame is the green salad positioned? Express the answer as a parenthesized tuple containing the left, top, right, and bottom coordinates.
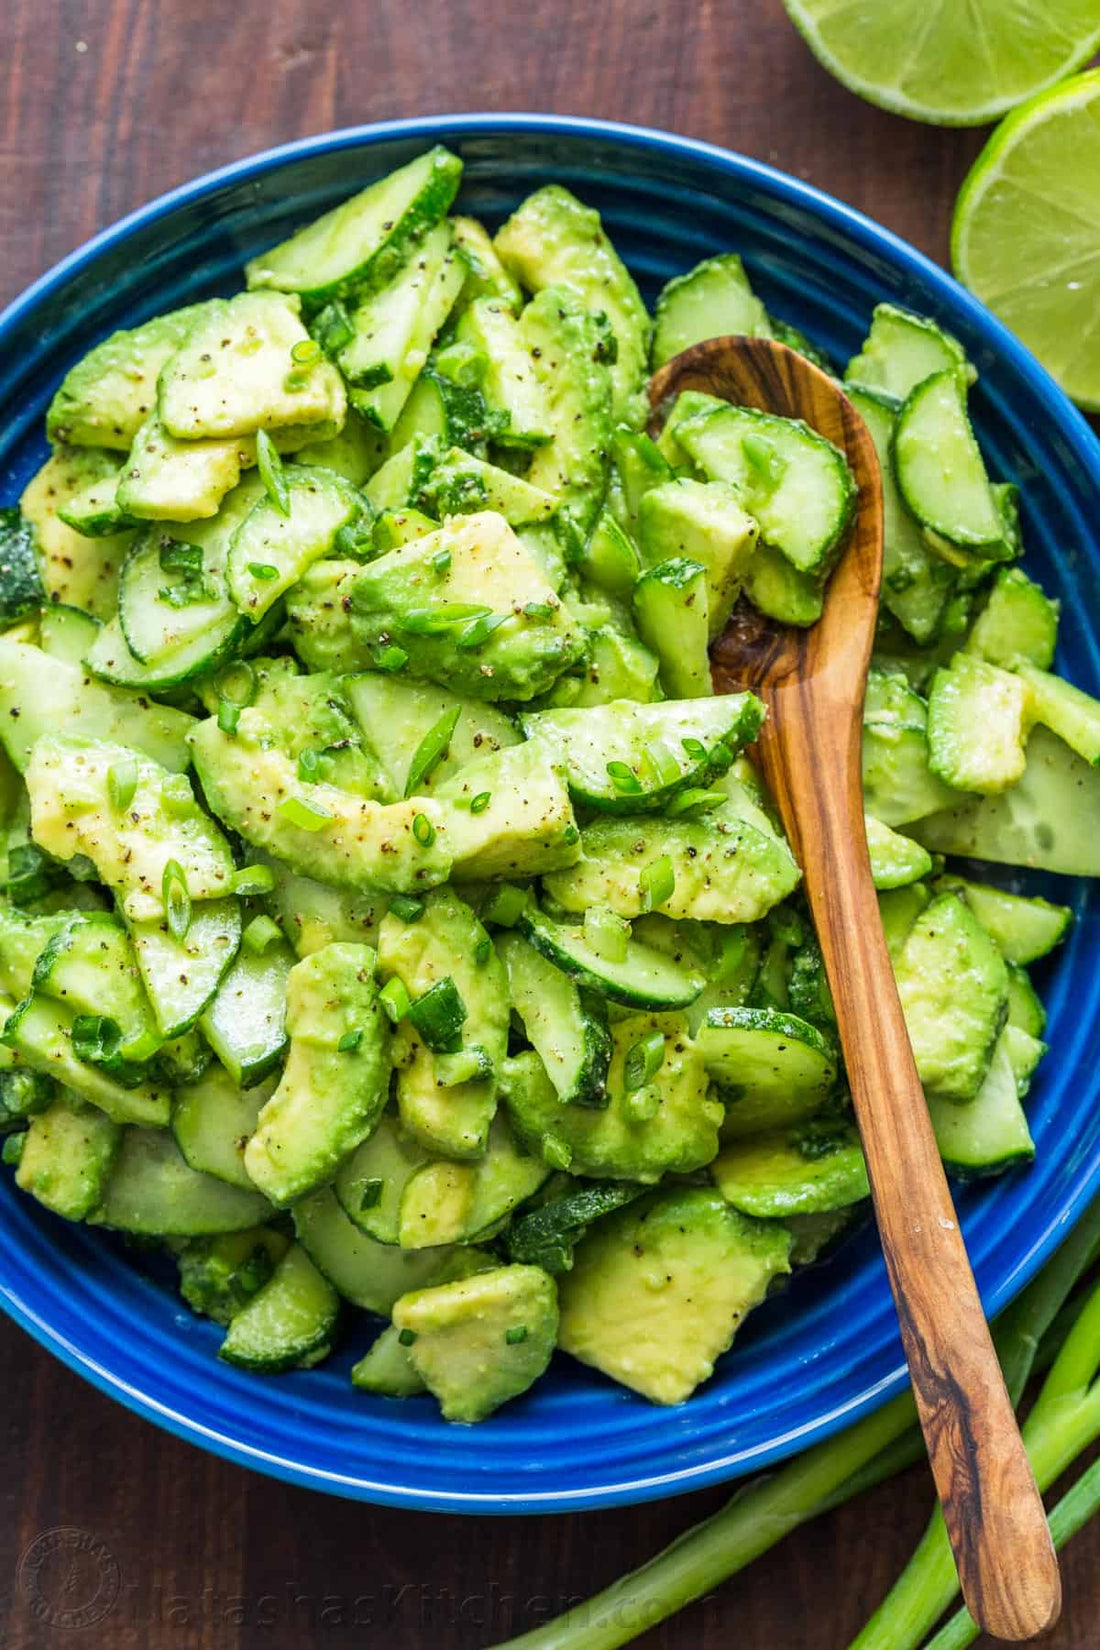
(0, 146, 1097, 1423)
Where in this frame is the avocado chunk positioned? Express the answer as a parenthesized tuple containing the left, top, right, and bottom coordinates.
(176, 1227, 288, 1325)
(343, 673, 520, 800)
(244, 943, 390, 1205)
(892, 891, 1009, 1103)
(26, 735, 235, 923)
(501, 1013, 722, 1182)
(865, 814, 933, 890)
(115, 413, 246, 523)
(379, 888, 508, 1159)
(927, 653, 1031, 793)
(20, 447, 135, 617)
(391, 1263, 558, 1422)
(557, 1187, 791, 1404)
(435, 740, 580, 882)
(189, 713, 452, 894)
(218, 658, 388, 800)
(495, 185, 650, 425)
(637, 479, 759, 638)
(519, 288, 614, 550)
(16, 1096, 121, 1221)
(47, 303, 211, 449)
(345, 512, 585, 701)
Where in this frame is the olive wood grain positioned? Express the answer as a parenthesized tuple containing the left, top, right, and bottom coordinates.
(649, 336, 1061, 1643)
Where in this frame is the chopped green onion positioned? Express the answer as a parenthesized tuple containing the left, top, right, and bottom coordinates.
(624, 1029, 666, 1092)
(584, 906, 630, 965)
(248, 561, 279, 581)
(505, 1325, 529, 1346)
(431, 547, 452, 575)
(639, 855, 675, 913)
(376, 644, 409, 673)
(397, 1328, 417, 1347)
(681, 736, 707, 762)
(742, 432, 788, 490)
(402, 602, 492, 636)
(407, 976, 467, 1053)
(542, 1134, 573, 1172)
(433, 339, 487, 387)
(297, 747, 332, 784)
(470, 791, 491, 814)
(242, 914, 282, 955)
(624, 1084, 661, 1122)
(229, 864, 275, 896)
(290, 338, 321, 366)
(358, 1177, 383, 1211)
(524, 601, 552, 619)
(158, 539, 203, 577)
(217, 699, 241, 735)
(72, 1013, 122, 1066)
(4, 843, 53, 903)
(276, 795, 332, 832)
(474, 935, 492, 967)
(379, 977, 412, 1023)
(562, 824, 580, 845)
(312, 299, 355, 357)
(481, 885, 528, 928)
(606, 760, 643, 796)
(214, 660, 256, 707)
(412, 811, 436, 846)
(338, 1027, 363, 1053)
(1, 1134, 24, 1167)
(283, 371, 308, 393)
(107, 760, 138, 812)
(666, 787, 726, 817)
(160, 774, 194, 819)
(387, 895, 424, 924)
(162, 859, 192, 942)
(436, 1045, 494, 1086)
(455, 611, 507, 650)
(645, 740, 682, 789)
(405, 705, 461, 797)
(255, 429, 290, 517)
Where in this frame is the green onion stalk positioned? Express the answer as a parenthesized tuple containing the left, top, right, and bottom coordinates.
(489, 1198, 1100, 1650)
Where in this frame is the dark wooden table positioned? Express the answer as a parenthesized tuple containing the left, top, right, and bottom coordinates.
(1, 2, 1097, 1646)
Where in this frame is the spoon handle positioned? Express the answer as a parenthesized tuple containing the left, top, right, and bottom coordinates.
(756, 688, 1061, 1643)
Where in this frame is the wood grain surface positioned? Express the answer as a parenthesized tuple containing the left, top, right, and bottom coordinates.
(0, 3, 1096, 1647)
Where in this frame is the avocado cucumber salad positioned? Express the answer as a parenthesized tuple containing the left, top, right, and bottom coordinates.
(0, 147, 1095, 1423)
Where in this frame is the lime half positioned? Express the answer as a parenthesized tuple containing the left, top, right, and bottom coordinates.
(952, 71, 1100, 411)
(781, 0, 1100, 127)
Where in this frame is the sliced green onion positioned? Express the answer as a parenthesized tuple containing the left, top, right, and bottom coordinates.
(1, 1134, 24, 1167)
(397, 1328, 417, 1347)
(72, 1013, 123, 1066)
(639, 855, 675, 913)
(542, 1134, 573, 1172)
(283, 371, 308, 393)
(405, 705, 461, 798)
(297, 747, 327, 784)
(584, 906, 630, 965)
(158, 539, 203, 578)
(470, 791, 491, 814)
(312, 299, 355, 357)
(376, 644, 409, 673)
(624, 1084, 661, 1123)
(407, 976, 467, 1053)
(606, 760, 643, 796)
(229, 864, 275, 896)
(248, 561, 279, 581)
(455, 611, 507, 650)
(402, 602, 493, 636)
(379, 977, 412, 1023)
(681, 736, 707, 762)
(162, 859, 192, 942)
(624, 1029, 666, 1092)
(107, 759, 138, 812)
(255, 428, 290, 517)
(432, 339, 487, 387)
(645, 740, 682, 789)
(242, 914, 281, 955)
(505, 1325, 529, 1346)
(474, 935, 492, 967)
(387, 894, 424, 924)
(524, 601, 552, 619)
(217, 699, 241, 735)
(431, 547, 452, 575)
(356, 1178, 383, 1212)
(562, 824, 580, 845)
(412, 811, 436, 846)
(481, 884, 528, 928)
(666, 787, 726, 817)
(276, 795, 332, 832)
(213, 660, 256, 707)
(290, 338, 321, 366)
(338, 1027, 363, 1053)
(742, 432, 788, 489)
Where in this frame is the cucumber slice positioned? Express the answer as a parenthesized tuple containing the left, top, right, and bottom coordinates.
(711, 1121, 869, 1218)
(87, 614, 241, 691)
(418, 448, 556, 527)
(37, 604, 101, 665)
(893, 892, 1008, 1104)
(633, 557, 711, 698)
(862, 669, 957, 826)
(891, 371, 1002, 549)
(57, 471, 137, 538)
(521, 695, 763, 814)
(219, 1243, 339, 1372)
(292, 1185, 451, 1314)
(934, 875, 1072, 964)
(497, 933, 612, 1109)
(350, 1324, 426, 1398)
(1017, 663, 1100, 766)
(910, 725, 1100, 877)
(637, 478, 760, 638)
(965, 567, 1059, 671)
(576, 510, 640, 600)
(1003, 1024, 1046, 1098)
(397, 1116, 550, 1249)
(516, 907, 704, 1011)
(226, 467, 365, 622)
(506, 1180, 645, 1273)
(928, 1034, 1034, 1179)
(199, 935, 292, 1088)
(92, 1125, 271, 1233)
(334, 1110, 428, 1242)
(845, 304, 973, 401)
(129, 898, 242, 1039)
(2, 994, 170, 1126)
(611, 429, 674, 533)
(16, 1097, 121, 1221)
(652, 253, 771, 368)
(452, 217, 523, 312)
(865, 813, 933, 889)
(32, 913, 158, 1062)
(454, 298, 551, 447)
(245, 146, 462, 313)
(677, 404, 857, 575)
(742, 543, 825, 628)
(927, 653, 1031, 793)
(698, 1006, 839, 1137)
(1006, 961, 1046, 1038)
(172, 1065, 276, 1189)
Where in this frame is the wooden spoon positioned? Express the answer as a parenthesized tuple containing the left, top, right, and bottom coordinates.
(648, 336, 1061, 1643)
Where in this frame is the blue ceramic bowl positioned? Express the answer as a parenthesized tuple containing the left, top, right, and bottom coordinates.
(1, 115, 1098, 1514)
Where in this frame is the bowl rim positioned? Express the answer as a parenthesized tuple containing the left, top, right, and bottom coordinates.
(1, 111, 1099, 1514)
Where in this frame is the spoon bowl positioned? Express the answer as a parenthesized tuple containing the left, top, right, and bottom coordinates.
(649, 334, 1061, 1644)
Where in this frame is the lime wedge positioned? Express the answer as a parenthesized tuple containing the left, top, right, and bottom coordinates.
(952, 71, 1100, 411)
(781, 0, 1100, 126)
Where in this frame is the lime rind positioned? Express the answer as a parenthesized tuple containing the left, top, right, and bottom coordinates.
(781, 0, 1100, 128)
(952, 70, 1100, 412)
